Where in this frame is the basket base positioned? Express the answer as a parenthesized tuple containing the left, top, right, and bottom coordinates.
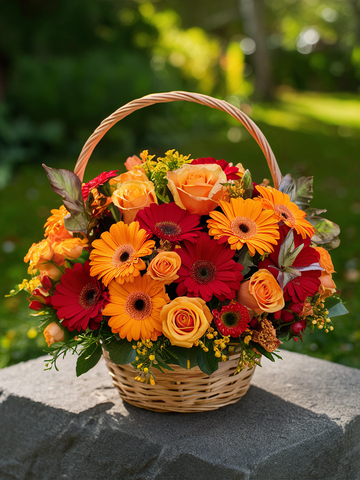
(103, 351, 256, 413)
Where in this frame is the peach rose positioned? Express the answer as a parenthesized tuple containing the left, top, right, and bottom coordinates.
(237, 269, 284, 314)
(125, 155, 143, 171)
(167, 164, 227, 216)
(109, 168, 149, 187)
(161, 297, 213, 348)
(318, 274, 337, 300)
(43, 321, 65, 347)
(147, 251, 181, 284)
(52, 236, 88, 261)
(314, 247, 335, 275)
(24, 239, 65, 280)
(112, 180, 158, 224)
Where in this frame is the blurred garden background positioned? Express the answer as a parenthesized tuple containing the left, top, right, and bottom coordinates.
(0, 0, 359, 369)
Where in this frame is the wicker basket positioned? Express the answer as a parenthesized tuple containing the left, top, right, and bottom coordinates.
(103, 349, 256, 413)
(73, 91, 283, 413)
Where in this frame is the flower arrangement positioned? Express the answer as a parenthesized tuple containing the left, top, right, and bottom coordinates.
(9, 149, 348, 383)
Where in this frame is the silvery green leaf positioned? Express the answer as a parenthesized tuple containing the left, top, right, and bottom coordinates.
(64, 212, 89, 234)
(278, 229, 295, 267)
(327, 301, 349, 318)
(282, 243, 304, 268)
(242, 169, 253, 199)
(236, 247, 255, 277)
(297, 262, 324, 273)
(304, 207, 327, 217)
(279, 174, 316, 209)
(292, 176, 314, 208)
(277, 267, 301, 290)
(278, 173, 294, 196)
(308, 217, 340, 245)
(317, 236, 341, 251)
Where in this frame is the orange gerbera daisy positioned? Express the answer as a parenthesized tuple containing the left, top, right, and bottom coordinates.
(89, 221, 155, 286)
(207, 197, 279, 256)
(102, 275, 169, 341)
(44, 205, 69, 238)
(255, 185, 315, 239)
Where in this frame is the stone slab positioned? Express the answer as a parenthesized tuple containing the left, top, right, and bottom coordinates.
(0, 350, 359, 480)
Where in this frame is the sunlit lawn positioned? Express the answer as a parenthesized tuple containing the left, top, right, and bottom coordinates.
(1, 90, 359, 369)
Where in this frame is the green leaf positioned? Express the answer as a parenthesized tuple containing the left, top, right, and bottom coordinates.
(76, 342, 102, 376)
(64, 212, 89, 233)
(197, 348, 219, 375)
(242, 169, 253, 199)
(327, 300, 349, 318)
(250, 342, 276, 362)
(236, 247, 255, 277)
(279, 174, 314, 209)
(43, 164, 84, 214)
(318, 236, 341, 251)
(166, 345, 200, 369)
(103, 338, 136, 365)
(308, 217, 340, 245)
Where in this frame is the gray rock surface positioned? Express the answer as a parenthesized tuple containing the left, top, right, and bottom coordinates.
(0, 350, 359, 480)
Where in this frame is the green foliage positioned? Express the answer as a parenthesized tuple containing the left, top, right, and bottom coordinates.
(76, 342, 102, 377)
(103, 337, 137, 365)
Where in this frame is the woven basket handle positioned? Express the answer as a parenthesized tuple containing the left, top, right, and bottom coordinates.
(73, 91, 282, 188)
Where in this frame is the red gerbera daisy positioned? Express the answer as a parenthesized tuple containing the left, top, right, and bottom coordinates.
(51, 261, 109, 332)
(191, 157, 240, 181)
(82, 170, 118, 201)
(174, 232, 243, 302)
(259, 225, 322, 303)
(213, 302, 251, 337)
(135, 202, 202, 244)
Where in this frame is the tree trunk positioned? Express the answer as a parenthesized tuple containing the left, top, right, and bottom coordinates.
(239, 0, 274, 100)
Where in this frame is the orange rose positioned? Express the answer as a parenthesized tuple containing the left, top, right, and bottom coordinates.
(43, 321, 65, 347)
(112, 180, 158, 224)
(314, 247, 335, 275)
(161, 297, 212, 348)
(109, 168, 149, 187)
(237, 269, 284, 314)
(52, 236, 88, 260)
(24, 239, 65, 280)
(167, 164, 227, 216)
(318, 274, 337, 300)
(147, 251, 181, 284)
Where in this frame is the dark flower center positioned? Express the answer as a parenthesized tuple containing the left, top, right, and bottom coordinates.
(125, 291, 152, 320)
(134, 299, 145, 311)
(281, 213, 288, 219)
(154, 221, 181, 238)
(222, 312, 239, 327)
(191, 260, 217, 285)
(79, 283, 101, 309)
(120, 251, 130, 262)
(231, 216, 257, 239)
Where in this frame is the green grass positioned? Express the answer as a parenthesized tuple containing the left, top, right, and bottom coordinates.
(1, 90, 359, 369)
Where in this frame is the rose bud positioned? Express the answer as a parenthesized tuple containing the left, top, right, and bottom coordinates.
(291, 321, 306, 335)
(43, 321, 65, 347)
(29, 300, 44, 311)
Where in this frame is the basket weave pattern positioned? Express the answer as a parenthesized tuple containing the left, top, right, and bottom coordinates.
(103, 350, 256, 413)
